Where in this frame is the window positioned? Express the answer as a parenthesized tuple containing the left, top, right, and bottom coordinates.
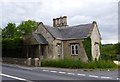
(71, 44, 79, 55)
(94, 42, 99, 57)
(57, 44, 61, 55)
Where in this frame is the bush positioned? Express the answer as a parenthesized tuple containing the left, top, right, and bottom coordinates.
(41, 60, 118, 69)
(100, 44, 118, 60)
(2, 37, 25, 58)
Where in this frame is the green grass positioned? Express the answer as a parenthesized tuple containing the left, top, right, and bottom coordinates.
(41, 60, 118, 69)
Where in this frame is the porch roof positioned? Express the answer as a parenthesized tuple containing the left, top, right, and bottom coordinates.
(32, 33, 48, 45)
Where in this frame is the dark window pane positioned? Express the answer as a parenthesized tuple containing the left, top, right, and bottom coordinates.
(76, 50, 78, 54)
(72, 50, 74, 54)
(75, 45, 78, 50)
(72, 46, 74, 49)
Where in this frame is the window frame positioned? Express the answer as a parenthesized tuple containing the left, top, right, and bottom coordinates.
(71, 44, 79, 55)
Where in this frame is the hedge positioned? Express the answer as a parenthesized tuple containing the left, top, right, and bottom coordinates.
(2, 37, 25, 58)
(41, 60, 118, 69)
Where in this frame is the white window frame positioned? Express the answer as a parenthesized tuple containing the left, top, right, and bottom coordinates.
(71, 44, 79, 55)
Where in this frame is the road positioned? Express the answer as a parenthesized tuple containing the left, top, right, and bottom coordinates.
(1, 64, 119, 82)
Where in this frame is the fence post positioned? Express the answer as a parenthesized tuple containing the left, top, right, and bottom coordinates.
(34, 58, 40, 67)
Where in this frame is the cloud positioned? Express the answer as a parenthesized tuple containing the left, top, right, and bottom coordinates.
(69, 15, 93, 25)
(0, 0, 119, 44)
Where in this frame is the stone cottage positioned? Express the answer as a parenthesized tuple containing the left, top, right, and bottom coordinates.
(24, 16, 101, 63)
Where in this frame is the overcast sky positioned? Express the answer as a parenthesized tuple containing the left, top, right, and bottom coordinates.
(0, 0, 119, 44)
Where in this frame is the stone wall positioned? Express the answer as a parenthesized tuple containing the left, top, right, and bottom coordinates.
(2, 57, 41, 67)
(2, 57, 27, 66)
(63, 40, 88, 62)
(35, 23, 54, 59)
(90, 23, 101, 61)
(52, 40, 62, 60)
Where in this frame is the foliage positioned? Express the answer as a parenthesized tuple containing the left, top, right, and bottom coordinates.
(2, 37, 25, 58)
(17, 20, 38, 35)
(100, 44, 118, 60)
(116, 42, 120, 55)
(2, 37, 23, 49)
(41, 60, 117, 69)
(2, 20, 38, 58)
(2, 23, 18, 38)
(82, 37, 92, 61)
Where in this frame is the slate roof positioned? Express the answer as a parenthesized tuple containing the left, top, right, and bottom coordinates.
(45, 25, 62, 38)
(30, 23, 94, 44)
(32, 33, 48, 44)
(44, 23, 94, 40)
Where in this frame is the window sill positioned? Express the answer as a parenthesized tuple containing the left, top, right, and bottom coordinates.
(71, 54, 78, 56)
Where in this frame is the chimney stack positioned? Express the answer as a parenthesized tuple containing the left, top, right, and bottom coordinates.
(56, 18, 60, 27)
(60, 16, 63, 27)
(53, 16, 68, 27)
(63, 16, 67, 26)
(53, 18, 57, 27)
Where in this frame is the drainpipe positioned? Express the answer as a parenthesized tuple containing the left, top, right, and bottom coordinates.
(61, 41, 64, 59)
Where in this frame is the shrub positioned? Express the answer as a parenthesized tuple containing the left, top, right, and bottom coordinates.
(41, 60, 118, 69)
(2, 37, 25, 58)
(100, 44, 118, 60)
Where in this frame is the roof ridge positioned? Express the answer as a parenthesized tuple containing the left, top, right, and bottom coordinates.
(59, 23, 92, 30)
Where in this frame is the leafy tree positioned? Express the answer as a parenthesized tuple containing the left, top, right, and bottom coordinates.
(2, 23, 17, 38)
(100, 44, 118, 60)
(17, 20, 38, 35)
(2, 37, 24, 58)
(2, 20, 38, 58)
(116, 42, 120, 55)
(115, 42, 120, 60)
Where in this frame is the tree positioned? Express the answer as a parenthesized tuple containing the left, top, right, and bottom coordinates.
(2, 20, 38, 58)
(116, 42, 120, 55)
(100, 44, 118, 60)
(17, 20, 38, 35)
(2, 23, 17, 38)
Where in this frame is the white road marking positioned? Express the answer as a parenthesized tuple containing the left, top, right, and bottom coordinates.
(67, 73, 75, 75)
(41, 69, 115, 80)
(50, 71, 57, 73)
(101, 76, 112, 79)
(1, 73, 27, 81)
(58, 71, 66, 74)
(42, 70, 49, 72)
(89, 75, 99, 78)
(77, 74, 86, 76)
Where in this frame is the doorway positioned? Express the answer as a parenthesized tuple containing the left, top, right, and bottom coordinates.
(41, 46, 44, 56)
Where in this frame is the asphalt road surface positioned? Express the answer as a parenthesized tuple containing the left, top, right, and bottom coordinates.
(1, 64, 119, 82)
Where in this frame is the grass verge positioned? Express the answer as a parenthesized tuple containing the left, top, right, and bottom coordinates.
(41, 60, 118, 69)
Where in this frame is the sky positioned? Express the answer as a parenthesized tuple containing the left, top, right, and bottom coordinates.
(0, 0, 119, 44)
